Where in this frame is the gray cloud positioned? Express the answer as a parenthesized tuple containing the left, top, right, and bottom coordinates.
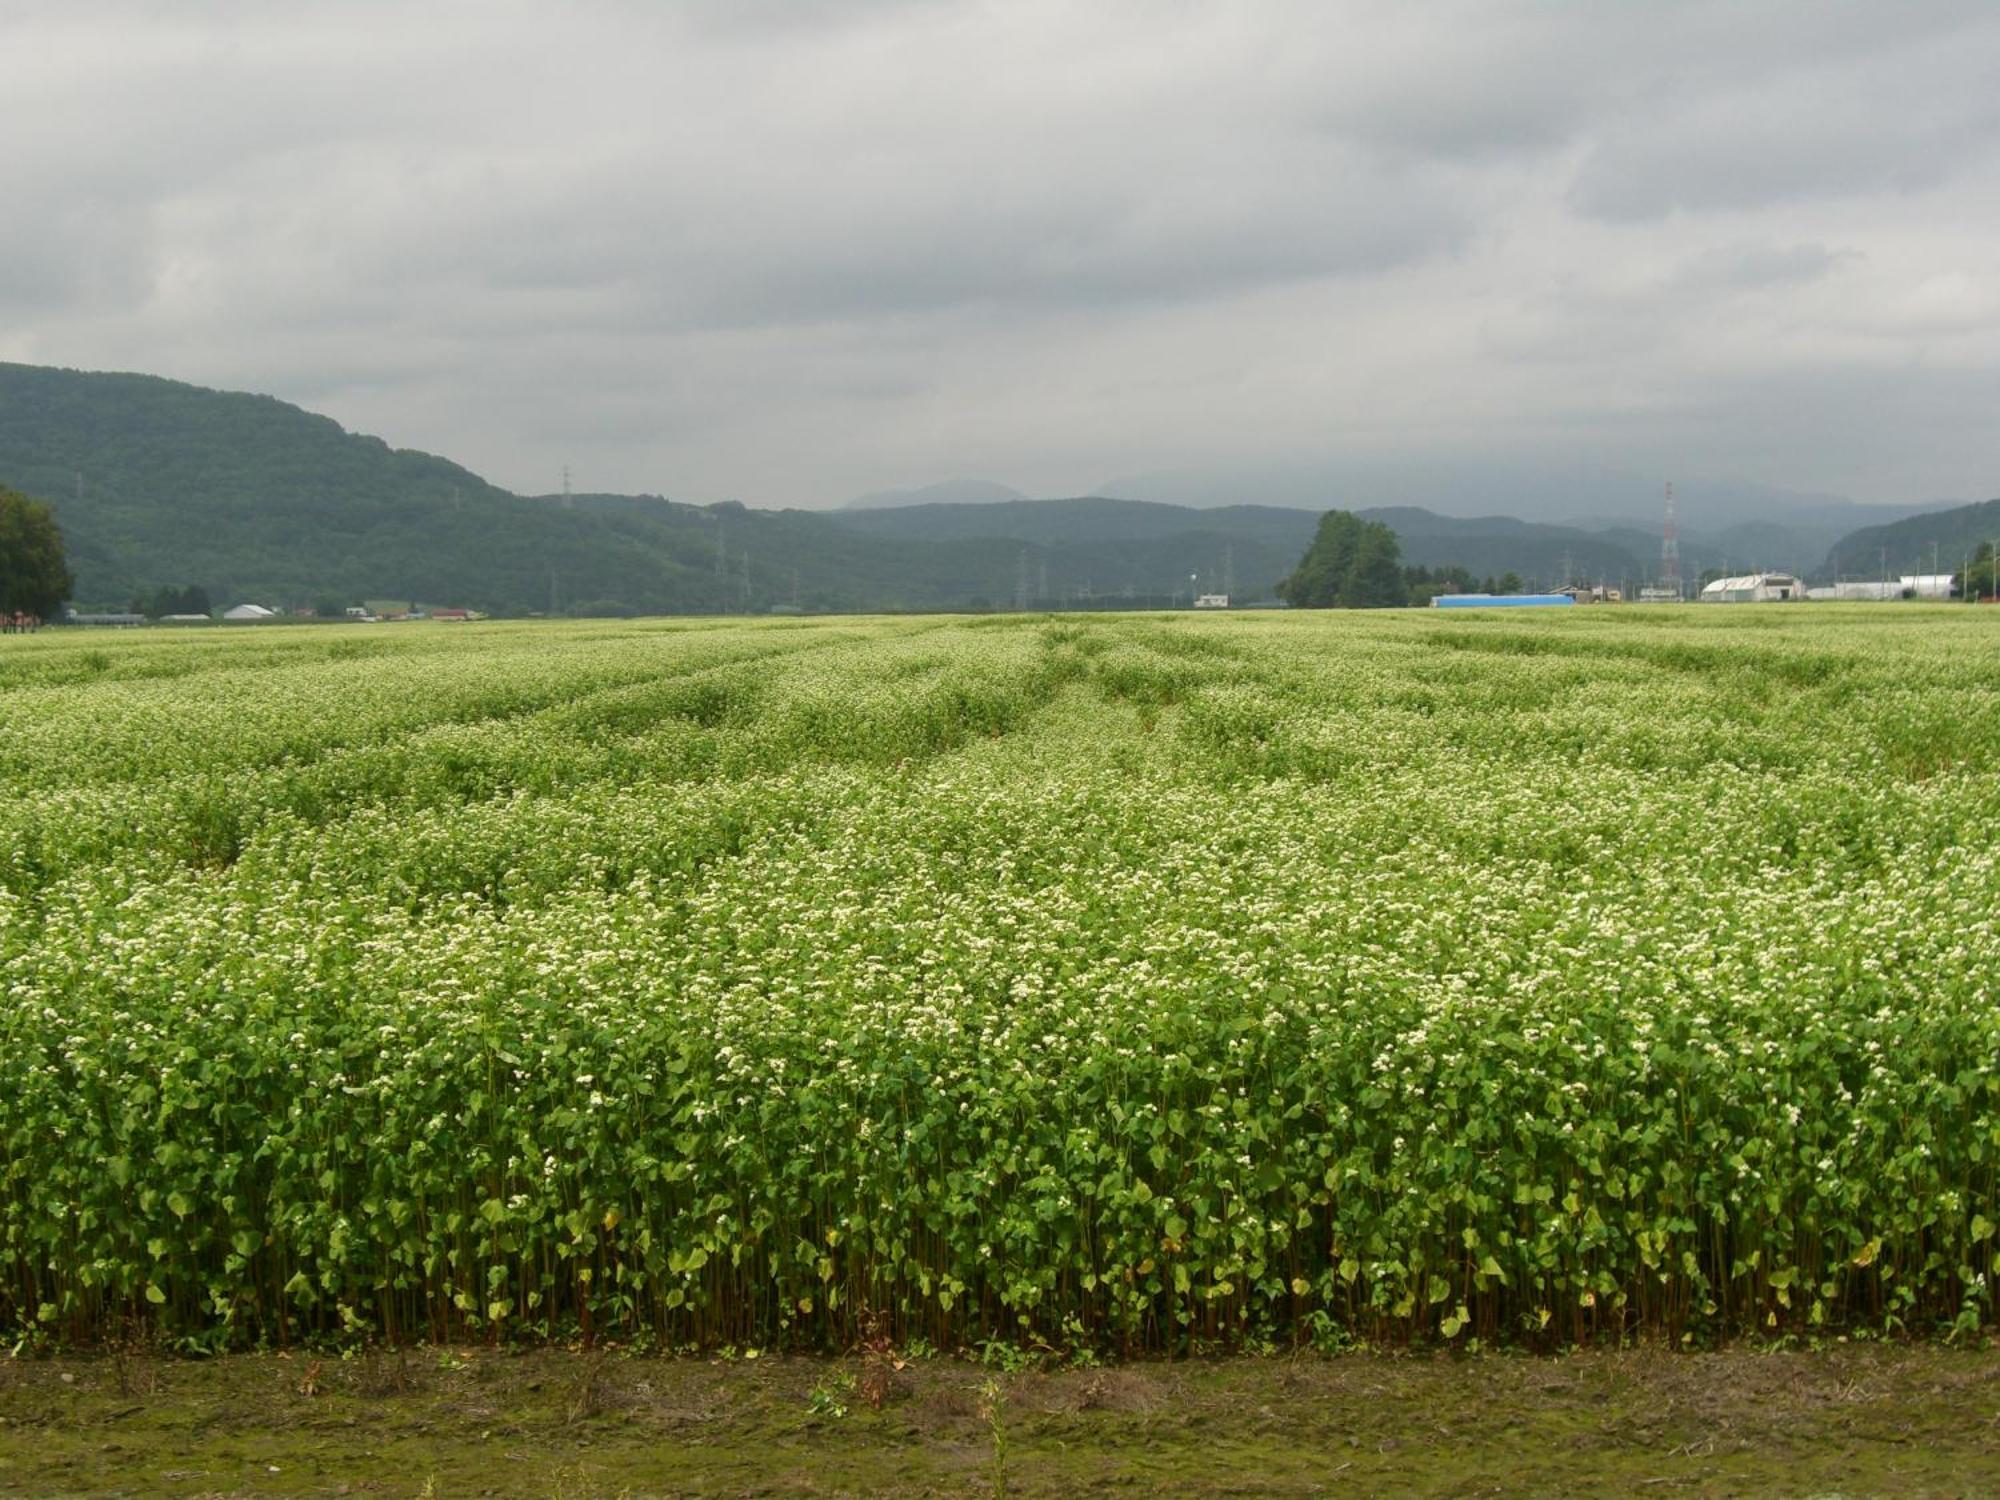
(3, 1, 1999, 509)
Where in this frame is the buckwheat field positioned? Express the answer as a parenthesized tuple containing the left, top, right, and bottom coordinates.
(3, 608, 1996, 1355)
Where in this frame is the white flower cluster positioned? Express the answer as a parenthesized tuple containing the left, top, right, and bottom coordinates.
(1, 607, 1995, 1350)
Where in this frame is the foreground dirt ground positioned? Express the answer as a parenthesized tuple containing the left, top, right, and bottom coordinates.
(2, 1344, 1997, 1497)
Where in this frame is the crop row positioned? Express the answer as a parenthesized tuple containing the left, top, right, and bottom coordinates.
(2, 608, 1997, 1352)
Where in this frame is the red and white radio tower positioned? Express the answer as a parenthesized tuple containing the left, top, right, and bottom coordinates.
(1660, 481, 1682, 600)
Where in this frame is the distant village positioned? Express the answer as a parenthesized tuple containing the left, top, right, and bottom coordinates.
(51, 569, 1985, 627)
(1433, 569, 1967, 608)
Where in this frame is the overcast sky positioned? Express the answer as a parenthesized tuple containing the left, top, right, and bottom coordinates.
(4, 0, 1999, 510)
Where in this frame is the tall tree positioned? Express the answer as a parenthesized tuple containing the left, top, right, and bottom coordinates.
(1278, 510, 1405, 608)
(0, 485, 73, 619)
(1967, 541, 1996, 602)
(1340, 521, 1406, 607)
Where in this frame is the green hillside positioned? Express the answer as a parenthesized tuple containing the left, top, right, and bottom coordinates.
(0, 364, 1301, 611)
(1357, 507, 1645, 588)
(2, 359, 1863, 613)
(1819, 496, 2000, 581)
(0, 363, 682, 612)
(0, 364, 1058, 614)
(838, 497, 1664, 593)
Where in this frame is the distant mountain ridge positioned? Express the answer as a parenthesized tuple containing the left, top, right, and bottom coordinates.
(1818, 497, 2000, 581)
(1098, 459, 1926, 535)
(1, 360, 1981, 612)
(842, 479, 1029, 510)
(0, 363, 1031, 613)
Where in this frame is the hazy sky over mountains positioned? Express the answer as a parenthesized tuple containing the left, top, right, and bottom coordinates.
(4, 1, 1998, 509)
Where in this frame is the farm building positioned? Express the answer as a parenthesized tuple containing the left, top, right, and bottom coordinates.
(1808, 580, 1941, 601)
(1699, 572, 1803, 603)
(222, 603, 278, 622)
(1193, 594, 1230, 609)
(1806, 574, 1959, 602)
(65, 611, 145, 627)
(1432, 593, 1575, 609)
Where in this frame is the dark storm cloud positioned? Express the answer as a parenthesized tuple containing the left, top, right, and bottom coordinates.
(3, 1, 1998, 507)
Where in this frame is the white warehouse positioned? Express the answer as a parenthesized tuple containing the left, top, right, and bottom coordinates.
(1700, 572, 1804, 603)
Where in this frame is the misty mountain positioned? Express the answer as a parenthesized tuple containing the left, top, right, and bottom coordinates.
(1357, 508, 1641, 587)
(832, 496, 1317, 548)
(1578, 515, 1893, 579)
(840, 498, 1652, 592)
(841, 479, 1030, 510)
(1818, 497, 2000, 581)
(1099, 457, 1928, 538)
(828, 497, 1308, 600)
(0, 364, 1296, 611)
(7, 360, 1974, 614)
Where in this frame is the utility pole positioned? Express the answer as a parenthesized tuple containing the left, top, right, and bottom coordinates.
(1661, 481, 1682, 601)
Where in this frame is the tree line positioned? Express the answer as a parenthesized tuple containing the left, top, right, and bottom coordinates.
(1276, 510, 1520, 608)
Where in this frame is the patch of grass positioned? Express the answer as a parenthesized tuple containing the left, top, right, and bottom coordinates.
(2, 1346, 1998, 1496)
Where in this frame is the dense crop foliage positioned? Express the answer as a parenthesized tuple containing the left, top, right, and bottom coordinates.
(3, 608, 1998, 1354)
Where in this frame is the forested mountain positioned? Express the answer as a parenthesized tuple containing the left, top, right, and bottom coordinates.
(0, 363, 698, 612)
(834, 497, 1670, 595)
(0, 364, 1048, 613)
(0, 363, 1489, 611)
(1818, 497, 2000, 581)
(1356, 508, 1645, 588)
(11, 360, 1965, 613)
